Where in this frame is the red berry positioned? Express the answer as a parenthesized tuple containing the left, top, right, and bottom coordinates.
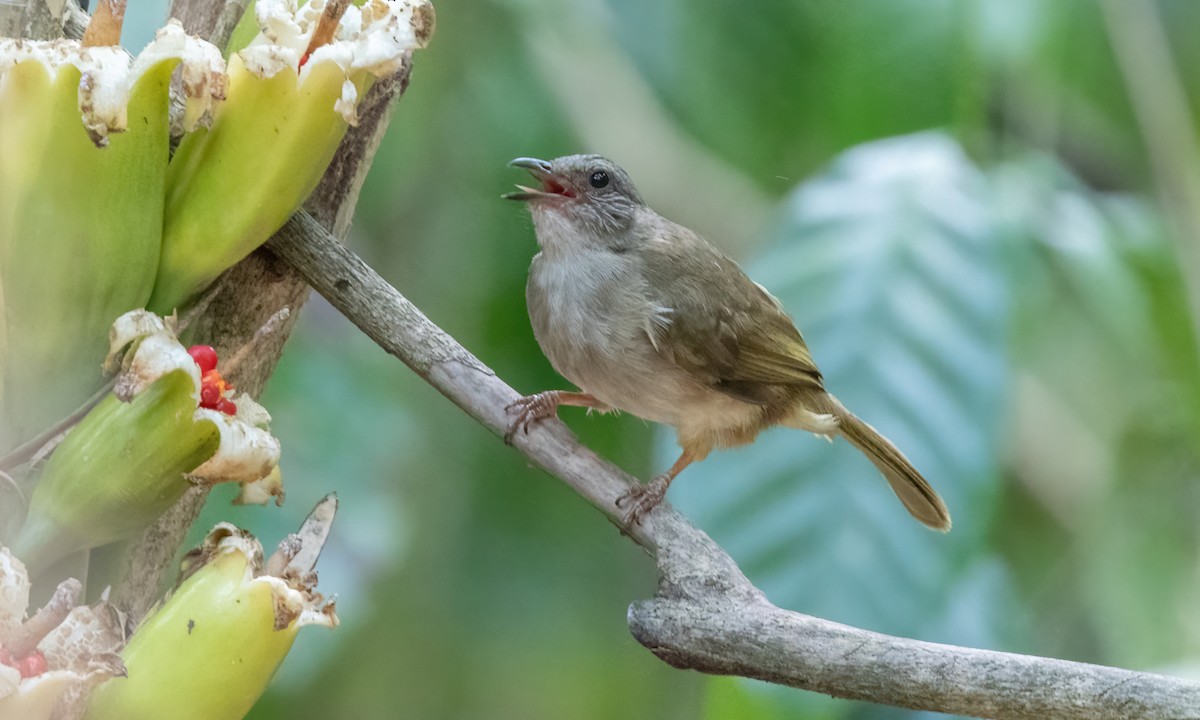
(15, 651, 47, 678)
(202, 369, 229, 392)
(200, 384, 221, 409)
(187, 345, 219, 374)
(216, 398, 238, 416)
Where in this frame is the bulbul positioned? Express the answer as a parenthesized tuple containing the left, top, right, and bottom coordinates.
(503, 154, 950, 531)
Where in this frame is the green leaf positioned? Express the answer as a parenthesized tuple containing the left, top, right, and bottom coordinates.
(606, 0, 985, 183)
(994, 159, 1200, 669)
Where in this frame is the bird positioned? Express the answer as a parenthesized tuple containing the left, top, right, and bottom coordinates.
(502, 154, 950, 531)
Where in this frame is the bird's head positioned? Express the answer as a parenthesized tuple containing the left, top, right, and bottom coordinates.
(504, 154, 645, 244)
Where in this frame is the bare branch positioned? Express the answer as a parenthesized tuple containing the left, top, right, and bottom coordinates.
(630, 597, 1200, 720)
(266, 213, 1200, 720)
(267, 211, 657, 545)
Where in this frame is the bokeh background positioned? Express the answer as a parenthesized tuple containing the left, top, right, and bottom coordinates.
(122, 1, 1200, 717)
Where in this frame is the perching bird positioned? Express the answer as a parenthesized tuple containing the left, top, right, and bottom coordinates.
(503, 154, 950, 531)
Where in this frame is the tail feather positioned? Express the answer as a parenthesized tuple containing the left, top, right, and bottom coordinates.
(831, 400, 951, 532)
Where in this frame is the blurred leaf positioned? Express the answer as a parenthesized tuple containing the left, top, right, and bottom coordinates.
(703, 677, 832, 720)
(667, 133, 1015, 717)
(608, 0, 986, 182)
(995, 157, 1200, 669)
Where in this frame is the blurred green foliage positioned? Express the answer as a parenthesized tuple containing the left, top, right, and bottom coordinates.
(121, 0, 1200, 717)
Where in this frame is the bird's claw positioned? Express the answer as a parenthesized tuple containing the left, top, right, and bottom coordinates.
(504, 392, 559, 444)
(615, 473, 671, 529)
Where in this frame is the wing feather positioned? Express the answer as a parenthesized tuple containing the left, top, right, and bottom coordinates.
(639, 226, 823, 403)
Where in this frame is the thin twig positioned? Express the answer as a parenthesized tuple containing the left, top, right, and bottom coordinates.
(0, 469, 23, 506)
(266, 211, 1200, 719)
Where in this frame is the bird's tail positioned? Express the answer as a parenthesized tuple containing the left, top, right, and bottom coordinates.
(827, 397, 951, 532)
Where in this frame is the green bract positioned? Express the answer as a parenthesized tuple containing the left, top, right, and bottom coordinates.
(11, 370, 220, 574)
(151, 56, 361, 312)
(85, 517, 337, 720)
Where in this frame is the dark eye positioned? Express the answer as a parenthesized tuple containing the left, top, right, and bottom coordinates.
(589, 170, 610, 188)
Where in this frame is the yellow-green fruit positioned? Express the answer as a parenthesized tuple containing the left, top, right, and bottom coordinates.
(85, 545, 304, 720)
(149, 55, 364, 313)
(0, 57, 172, 453)
(11, 370, 219, 573)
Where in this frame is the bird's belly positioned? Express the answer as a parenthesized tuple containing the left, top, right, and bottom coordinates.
(543, 330, 684, 424)
(544, 329, 766, 447)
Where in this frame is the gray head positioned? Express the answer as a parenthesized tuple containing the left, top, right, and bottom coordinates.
(504, 154, 645, 244)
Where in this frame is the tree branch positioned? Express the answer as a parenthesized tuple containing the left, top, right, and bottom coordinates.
(266, 212, 1200, 720)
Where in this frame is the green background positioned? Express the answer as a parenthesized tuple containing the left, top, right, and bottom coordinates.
(123, 1, 1200, 717)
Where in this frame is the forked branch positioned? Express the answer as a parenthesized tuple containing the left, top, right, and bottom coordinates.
(266, 213, 1200, 720)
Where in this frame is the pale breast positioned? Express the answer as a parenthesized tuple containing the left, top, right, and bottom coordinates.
(526, 250, 697, 425)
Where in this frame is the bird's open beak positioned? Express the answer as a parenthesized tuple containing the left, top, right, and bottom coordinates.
(503, 157, 574, 201)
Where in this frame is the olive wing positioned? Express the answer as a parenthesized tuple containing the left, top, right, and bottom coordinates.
(640, 234, 824, 404)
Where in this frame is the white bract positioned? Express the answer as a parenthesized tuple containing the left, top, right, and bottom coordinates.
(0, 21, 224, 145)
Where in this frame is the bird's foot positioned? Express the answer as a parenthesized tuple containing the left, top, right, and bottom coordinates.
(615, 473, 671, 528)
(504, 391, 561, 444)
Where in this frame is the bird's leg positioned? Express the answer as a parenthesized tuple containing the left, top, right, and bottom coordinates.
(504, 390, 605, 444)
(616, 449, 697, 527)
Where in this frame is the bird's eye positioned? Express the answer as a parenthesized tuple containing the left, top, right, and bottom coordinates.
(589, 170, 610, 189)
